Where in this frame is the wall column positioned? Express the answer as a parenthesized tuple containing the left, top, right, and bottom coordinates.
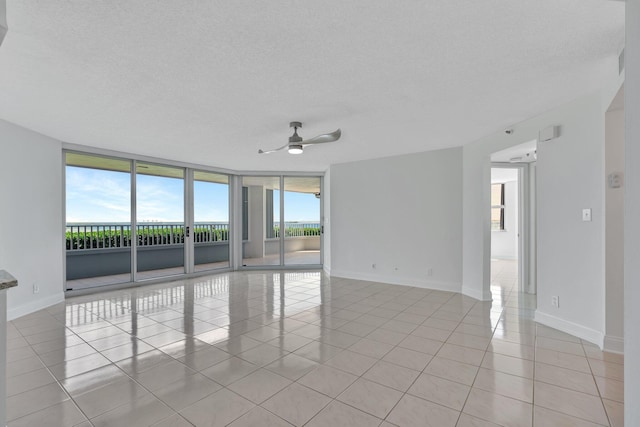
(624, 0, 640, 423)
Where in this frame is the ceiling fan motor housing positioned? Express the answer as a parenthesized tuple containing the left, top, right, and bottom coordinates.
(289, 121, 303, 143)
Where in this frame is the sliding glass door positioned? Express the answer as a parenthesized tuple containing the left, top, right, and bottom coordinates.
(65, 153, 132, 290)
(241, 176, 281, 266)
(135, 163, 185, 280)
(193, 171, 230, 271)
(240, 175, 322, 268)
(65, 150, 323, 291)
(284, 177, 321, 265)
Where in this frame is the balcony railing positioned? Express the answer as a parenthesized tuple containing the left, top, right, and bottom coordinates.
(66, 222, 230, 250)
(66, 221, 319, 250)
(272, 222, 322, 238)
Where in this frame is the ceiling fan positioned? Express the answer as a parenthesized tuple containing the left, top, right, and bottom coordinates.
(258, 122, 341, 155)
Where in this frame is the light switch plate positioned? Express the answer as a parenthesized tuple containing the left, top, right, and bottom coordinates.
(582, 208, 592, 222)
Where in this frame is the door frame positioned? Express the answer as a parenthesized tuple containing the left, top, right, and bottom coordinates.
(491, 162, 536, 294)
(236, 173, 324, 270)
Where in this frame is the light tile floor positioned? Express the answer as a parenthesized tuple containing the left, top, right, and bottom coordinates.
(6, 261, 624, 426)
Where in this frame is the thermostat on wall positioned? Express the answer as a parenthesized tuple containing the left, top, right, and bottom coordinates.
(608, 173, 622, 188)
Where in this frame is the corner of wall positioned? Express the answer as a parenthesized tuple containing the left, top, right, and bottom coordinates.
(7, 291, 65, 321)
(603, 335, 624, 354)
(331, 269, 461, 293)
(461, 285, 492, 302)
(1, 119, 65, 321)
(535, 309, 604, 348)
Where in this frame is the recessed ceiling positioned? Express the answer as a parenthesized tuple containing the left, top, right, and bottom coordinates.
(0, 1, 624, 172)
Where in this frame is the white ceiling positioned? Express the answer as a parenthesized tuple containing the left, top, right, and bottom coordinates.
(491, 168, 518, 184)
(0, 1, 624, 172)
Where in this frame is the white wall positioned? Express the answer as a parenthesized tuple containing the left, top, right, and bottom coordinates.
(330, 147, 462, 291)
(491, 178, 519, 260)
(322, 169, 331, 273)
(605, 104, 624, 353)
(626, 1, 640, 423)
(463, 82, 622, 345)
(0, 119, 65, 319)
(528, 163, 537, 295)
(535, 93, 606, 345)
(462, 143, 493, 301)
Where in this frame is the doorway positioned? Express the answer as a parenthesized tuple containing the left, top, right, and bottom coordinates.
(490, 167, 520, 292)
(240, 175, 322, 268)
(490, 141, 537, 295)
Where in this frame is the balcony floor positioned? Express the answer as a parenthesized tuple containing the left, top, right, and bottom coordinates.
(66, 250, 321, 291)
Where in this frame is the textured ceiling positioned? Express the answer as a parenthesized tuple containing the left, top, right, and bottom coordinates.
(0, 1, 624, 172)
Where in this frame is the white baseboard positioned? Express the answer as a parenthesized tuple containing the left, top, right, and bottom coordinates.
(323, 265, 332, 276)
(329, 269, 460, 293)
(535, 310, 604, 348)
(8, 292, 65, 321)
(603, 335, 624, 354)
(461, 286, 493, 302)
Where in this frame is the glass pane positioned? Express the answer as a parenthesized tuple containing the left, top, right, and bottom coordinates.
(491, 207, 504, 230)
(284, 177, 321, 265)
(242, 176, 281, 266)
(194, 171, 230, 272)
(65, 152, 132, 290)
(136, 162, 185, 280)
(491, 183, 503, 206)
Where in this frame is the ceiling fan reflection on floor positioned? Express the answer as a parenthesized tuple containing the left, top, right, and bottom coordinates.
(258, 122, 341, 155)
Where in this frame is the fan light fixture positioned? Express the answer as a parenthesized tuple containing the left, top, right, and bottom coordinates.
(258, 122, 342, 155)
(288, 144, 303, 154)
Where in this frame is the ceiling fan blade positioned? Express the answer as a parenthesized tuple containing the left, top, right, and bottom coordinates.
(301, 129, 341, 146)
(258, 142, 289, 154)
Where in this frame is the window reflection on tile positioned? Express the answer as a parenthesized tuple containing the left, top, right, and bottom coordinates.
(5, 262, 624, 426)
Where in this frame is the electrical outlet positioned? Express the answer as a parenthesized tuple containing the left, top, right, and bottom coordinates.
(551, 295, 559, 308)
(32, 284, 40, 294)
(372, 263, 376, 269)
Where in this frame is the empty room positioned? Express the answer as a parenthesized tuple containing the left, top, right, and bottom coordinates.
(1, 1, 638, 426)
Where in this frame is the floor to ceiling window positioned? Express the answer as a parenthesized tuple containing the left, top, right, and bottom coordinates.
(242, 176, 281, 266)
(65, 150, 323, 291)
(241, 175, 322, 268)
(284, 176, 321, 265)
(193, 170, 230, 272)
(65, 152, 132, 290)
(135, 162, 186, 280)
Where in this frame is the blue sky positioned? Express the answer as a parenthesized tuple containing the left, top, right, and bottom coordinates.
(66, 167, 319, 223)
